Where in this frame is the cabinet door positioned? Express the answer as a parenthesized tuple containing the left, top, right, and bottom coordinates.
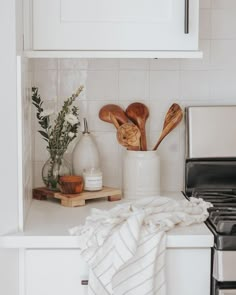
(25, 250, 88, 295)
(32, 0, 199, 51)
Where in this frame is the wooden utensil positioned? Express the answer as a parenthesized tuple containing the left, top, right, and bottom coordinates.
(126, 102, 149, 151)
(117, 123, 141, 150)
(99, 104, 129, 128)
(109, 113, 141, 150)
(152, 103, 183, 151)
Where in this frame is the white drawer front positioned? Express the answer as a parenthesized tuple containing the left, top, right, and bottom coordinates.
(25, 250, 88, 295)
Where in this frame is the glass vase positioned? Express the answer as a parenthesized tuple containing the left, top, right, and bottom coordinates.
(42, 151, 72, 191)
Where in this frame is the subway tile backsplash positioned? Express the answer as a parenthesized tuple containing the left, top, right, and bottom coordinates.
(31, 1, 236, 192)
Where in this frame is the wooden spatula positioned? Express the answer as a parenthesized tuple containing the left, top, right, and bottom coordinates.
(152, 103, 183, 151)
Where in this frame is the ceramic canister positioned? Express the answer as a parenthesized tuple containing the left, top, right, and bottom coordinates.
(123, 150, 160, 199)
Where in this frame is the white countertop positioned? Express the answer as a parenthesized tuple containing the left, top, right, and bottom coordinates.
(0, 192, 214, 249)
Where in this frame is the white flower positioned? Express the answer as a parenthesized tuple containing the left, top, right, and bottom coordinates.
(41, 109, 54, 117)
(65, 114, 78, 126)
(68, 132, 75, 138)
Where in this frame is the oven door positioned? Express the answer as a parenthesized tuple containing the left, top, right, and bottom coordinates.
(213, 251, 236, 282)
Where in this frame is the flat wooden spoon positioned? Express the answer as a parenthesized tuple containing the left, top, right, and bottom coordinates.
(99, 104, 128, 128)
(109, 113, 141, 150)
(126, 102, 149, 151)
(152, 103, 183, 151)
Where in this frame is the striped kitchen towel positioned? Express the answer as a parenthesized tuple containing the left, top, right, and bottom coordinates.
(70, 196, 211, 295)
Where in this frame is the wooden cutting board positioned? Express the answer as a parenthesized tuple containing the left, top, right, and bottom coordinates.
(33, 186, 122, 207)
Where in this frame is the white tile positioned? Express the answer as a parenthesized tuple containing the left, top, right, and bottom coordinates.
(150, 128, 181, 162)
(199, 10, 211, 39)
(179, 99, 212, 109)
(34, 161, 45, 188)
(119, 59, 149, 70)
(212, 0, 236, 8)
(150, 59, 180, 71)
(88, 59, 119, 70)
(180, 40, 210, 70)
(212, 10, 236, 39)
(160, 160, 184, 192)
(33, 70, 58, 100)
(23, 57, 33, 73)
(59, 70, 87, 101)
(59, 59, 89, 70)
(86, 70, 119, 100)
(119, 70, 149, 101)
(200, 0, 211, 8)
(180, 71, 210, 98)
(33, 59, 58, 70)
(210, 70, 236, 99)
(34, 131, 48, 162)
(211, 40, 236, 69)
(150, 71, 180, 100)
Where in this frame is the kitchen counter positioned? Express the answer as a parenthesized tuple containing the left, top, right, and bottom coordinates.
(0, 192, 214, 249)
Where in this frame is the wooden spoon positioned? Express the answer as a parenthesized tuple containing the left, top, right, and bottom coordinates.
(126, 102, 149, 151)
(152, 103, 183, 151)
(99, 104, 128, 128)
(109, 113, 141, 150)
(117, 123, 141, 151)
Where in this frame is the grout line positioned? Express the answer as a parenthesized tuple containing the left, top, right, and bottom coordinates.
(57, 59, 60, 111)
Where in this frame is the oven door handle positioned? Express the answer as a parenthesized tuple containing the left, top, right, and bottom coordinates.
(219, 290, 236, 295)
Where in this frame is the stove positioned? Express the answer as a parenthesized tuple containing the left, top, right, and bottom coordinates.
(185, 106, 236, 295)
(185, 158, 236, 295)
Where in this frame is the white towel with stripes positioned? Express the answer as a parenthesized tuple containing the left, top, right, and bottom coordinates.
(70, 196, 211, 295)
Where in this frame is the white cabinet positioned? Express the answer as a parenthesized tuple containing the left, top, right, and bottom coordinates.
(31, 0, 199, 54)
(25, 248, 211, 295)
(25, 250, 88, 295)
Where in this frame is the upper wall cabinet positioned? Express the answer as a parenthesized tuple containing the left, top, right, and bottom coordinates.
(25, 0, 201, 58)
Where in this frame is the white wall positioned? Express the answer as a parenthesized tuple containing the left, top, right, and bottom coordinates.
(0, 2, 22, 295)
(32, 0, 236, 192)
(0, 0, 18, 234)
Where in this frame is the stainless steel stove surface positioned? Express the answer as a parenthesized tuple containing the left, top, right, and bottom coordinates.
(185, 158, 236, 249)
(194, 190, 236, 231)
(185, 158, 236, 295)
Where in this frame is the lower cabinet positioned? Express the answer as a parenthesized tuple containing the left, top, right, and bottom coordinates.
(25, 248, 211, 295)
(25, 250, 88, 295)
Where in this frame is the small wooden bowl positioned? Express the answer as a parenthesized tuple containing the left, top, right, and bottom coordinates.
(59, 175, 84, 194)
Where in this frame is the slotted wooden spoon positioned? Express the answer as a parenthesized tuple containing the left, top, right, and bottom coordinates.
(152, 103, 183, 151)
(99, 104, 128, 128)
(126, 102, 149, 151)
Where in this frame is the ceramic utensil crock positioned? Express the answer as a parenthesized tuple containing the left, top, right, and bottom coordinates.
(123, 150, 160, 199)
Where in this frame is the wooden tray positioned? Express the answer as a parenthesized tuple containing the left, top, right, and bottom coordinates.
(33, 186, 122, 207)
